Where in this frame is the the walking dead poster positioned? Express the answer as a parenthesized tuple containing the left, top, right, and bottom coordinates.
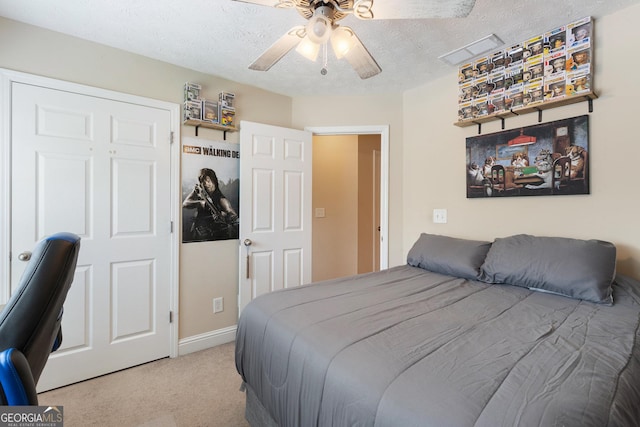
(181, 137, 239, 243)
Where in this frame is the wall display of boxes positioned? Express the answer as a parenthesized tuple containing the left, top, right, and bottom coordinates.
(182, 82, 237, 130)
(457, 16, 593, 123)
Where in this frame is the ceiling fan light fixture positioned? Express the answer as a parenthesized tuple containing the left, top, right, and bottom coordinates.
(330, 27, 355, 59)
(237, 0, 479, 78)
(295, 36, 320, 61)
(306, 8, 334, 44)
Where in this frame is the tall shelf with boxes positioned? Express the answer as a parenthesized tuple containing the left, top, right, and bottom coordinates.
(183, 82, 237, 138)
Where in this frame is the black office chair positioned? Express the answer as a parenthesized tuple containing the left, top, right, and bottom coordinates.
(0, 232, 80, 405)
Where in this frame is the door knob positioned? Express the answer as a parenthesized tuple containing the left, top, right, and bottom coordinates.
(243, 239, 252, 247)
(18, 251, 32, 261)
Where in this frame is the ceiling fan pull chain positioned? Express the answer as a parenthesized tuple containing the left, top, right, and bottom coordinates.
(321, 42, 328, 75)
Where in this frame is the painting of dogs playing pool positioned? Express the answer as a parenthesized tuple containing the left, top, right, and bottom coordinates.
(466, 115, 589, 198)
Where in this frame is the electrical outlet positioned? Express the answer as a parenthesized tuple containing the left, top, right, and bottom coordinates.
(213, 297, 224, 313)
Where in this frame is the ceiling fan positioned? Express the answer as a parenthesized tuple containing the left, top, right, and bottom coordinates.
(233, 0, 477, 79)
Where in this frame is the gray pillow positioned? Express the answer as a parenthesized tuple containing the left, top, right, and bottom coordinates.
(480, 234, 616, 304)
(407, 233, 492, 280)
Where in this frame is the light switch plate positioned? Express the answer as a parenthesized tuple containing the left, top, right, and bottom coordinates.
(433, 209, 447, 224)
(315, 208, 326, 218)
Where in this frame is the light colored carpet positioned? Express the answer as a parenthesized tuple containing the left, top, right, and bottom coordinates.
(38, 342, 249, 427)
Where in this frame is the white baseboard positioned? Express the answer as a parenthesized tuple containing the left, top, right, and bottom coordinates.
(178, 325, 237, 356)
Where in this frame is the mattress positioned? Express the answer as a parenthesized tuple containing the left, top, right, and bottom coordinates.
(235, 265, 640, 427)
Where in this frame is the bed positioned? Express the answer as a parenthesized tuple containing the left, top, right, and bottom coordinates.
(235, 233, 640, 426)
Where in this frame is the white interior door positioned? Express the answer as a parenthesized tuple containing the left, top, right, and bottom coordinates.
(238, 121, 312, 313)
(10, 81, 173, 391)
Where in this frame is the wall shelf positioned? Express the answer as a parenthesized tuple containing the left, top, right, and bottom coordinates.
(454, 92, 597, 133)
(183, 119, 237, 139)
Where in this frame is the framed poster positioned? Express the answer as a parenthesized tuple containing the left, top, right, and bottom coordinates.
(466, 115, 589, 198)
(181, 137, 240, 242)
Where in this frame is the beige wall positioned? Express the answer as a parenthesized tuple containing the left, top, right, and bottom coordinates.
(402, 4, 640, 280)
(312, 135, 359, 281)
(0, 17, 293, 339)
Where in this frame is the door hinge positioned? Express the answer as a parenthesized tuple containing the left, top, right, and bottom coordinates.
(170, 131, 175, 144)
(169, 311, 174, 323)
(170, 221, 174, 233)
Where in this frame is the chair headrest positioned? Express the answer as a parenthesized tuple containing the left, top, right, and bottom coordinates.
(0, 232, 81, 383)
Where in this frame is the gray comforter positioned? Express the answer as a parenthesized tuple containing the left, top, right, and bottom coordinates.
(235, 265, 640, 427)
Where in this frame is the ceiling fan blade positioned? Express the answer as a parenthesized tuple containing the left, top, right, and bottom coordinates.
(341, 27, 381, 79)
(249, 26, 305, 71)
(370, 0, 476, 19)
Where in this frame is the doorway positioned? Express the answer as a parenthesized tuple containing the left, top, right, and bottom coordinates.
(306, 126, 389, 282)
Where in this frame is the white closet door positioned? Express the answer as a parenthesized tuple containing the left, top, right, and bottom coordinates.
(11, 82, 172, 391)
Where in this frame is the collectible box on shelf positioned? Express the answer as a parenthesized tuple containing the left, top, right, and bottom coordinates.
(488, 71, 506, 93)
(544, 75, 566, 100)
(456, 16, 594, 124)
(459, 81, 473, 103)
(567, 72, 591, 95)
(524, 59, 544, 82)
(219, 92, 235, 108)
(458, 101, 473, 121)
(473, 96, 489, 118)
(567, 16, 592, 49)
(490, 51, 508, 72)
(523, 35, 544, 60)
(545, 25, 566, 56)
(184, 82, 201, 102)
(220, 106, 235, 127)
(202, 99, 219, 124)
(505, 65, 524, 91)
(524, 79, 544, 106)
(567, 46, 591, 74)
(504, 86, 524, 110)
(474, 56, 491, 77)
(183, 100, 202, 121)
(459, 62, 475, 83)
(506, 44, 524, 67)
(474, 76, 490, 98)
(545, 50, 567, 78)
(488, 93, 506, 114)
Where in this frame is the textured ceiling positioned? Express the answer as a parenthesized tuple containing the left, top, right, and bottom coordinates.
(0, 0, 638, 97)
